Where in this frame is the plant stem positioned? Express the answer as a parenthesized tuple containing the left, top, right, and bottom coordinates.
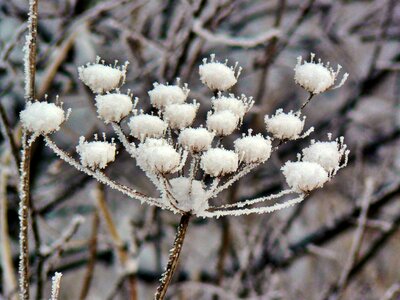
(154, 213, 191, 300)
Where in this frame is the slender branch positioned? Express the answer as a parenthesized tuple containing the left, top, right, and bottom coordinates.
(19, 0, 39, 298)
(79, 210, 99, 300)
(0, 102, 20, 168)
(154, 214, 191, 300)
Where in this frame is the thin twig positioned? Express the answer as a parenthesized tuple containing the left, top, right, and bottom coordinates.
(0, 102, 20, 168)
(154, 214, 191, 300)
(79, 210, 99, 300)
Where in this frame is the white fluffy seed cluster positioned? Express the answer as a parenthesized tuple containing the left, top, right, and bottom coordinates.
(148, 83, 188, 109)
(234, 134, 272, 164)
(76, 137, 116, 169)
(128, 114, 167, 141)
(136, 138, 181, 174)
(265, 109, 305, 140)
(164, 103, 199, 129)
(212, 94, 254, 123)
(20, 101, 65, 134)
(281, 161, 329, 193)
(199, 54, 241, 91)
(178, 128, 214, 152)
(302, 141, 341, 172)
(294, 53, 349, 94)
(167, 177, 208, 213)
(95, 93, 132, 123)
(78, 58, 128, 94)
(201, 148, 238, 177)
(207, 110, 239, 136)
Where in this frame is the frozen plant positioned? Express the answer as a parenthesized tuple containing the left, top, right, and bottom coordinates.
(19, 53, 349, 299)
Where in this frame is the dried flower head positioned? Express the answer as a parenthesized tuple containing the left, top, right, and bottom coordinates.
(78, 57, 128, 94)
(76, 136, 116, 169)
(95, 93, 133, 123)
(294, 53, 349, 94)
(164, 102, 199, 129)
(148, 83, 189, 109)
(199, 54, 241, 91)
(264, 109, 306, 140)
(20, 101, 65, 134)
(128, 114, 167, 142)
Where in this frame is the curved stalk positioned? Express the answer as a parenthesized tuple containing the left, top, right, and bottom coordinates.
(154, 213, 191, 300)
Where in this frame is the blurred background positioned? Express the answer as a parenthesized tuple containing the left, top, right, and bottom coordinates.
(0, 0, 400, 299)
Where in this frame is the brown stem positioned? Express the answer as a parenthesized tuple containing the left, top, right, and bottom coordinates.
(154, 214, 191, 300)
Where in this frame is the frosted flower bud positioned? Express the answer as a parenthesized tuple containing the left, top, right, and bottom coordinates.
(199, 54, 241, 91)
(128, 114, 167, 141)
(281, 161, 329, 193)
(78, 57, 128, 94)
(76, 137, 116, 169)
(302, 141, 341, 172)
(212, 94, 254, 120)
(234, 134, 272, 164)
(207, 110, 239, 136)
(178, 128, 214, 152)
(294, 53, 349, 94)
(167, 177, 208, 213)
(95, 93, 132, 123)
(264, 109, 305, 140)
(201, 148, 239, 177)
(164, 102, 199, 129)
(136, 138, 181, 174)
(148, 83, 188, 109)
(20, 101, 65, 134)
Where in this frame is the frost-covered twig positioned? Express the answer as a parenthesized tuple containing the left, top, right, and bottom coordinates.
(44, 136, 162, 207)
(49, 272, 62, 300)
(154, 214, 191, 300)
(192, 19, 280, 48)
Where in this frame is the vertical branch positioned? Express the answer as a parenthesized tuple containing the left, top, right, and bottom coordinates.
(79, 210, 99, 300)
(19, 0, 39, 299)
(0, 154, 18, 300)
(154, 213, 191, 300)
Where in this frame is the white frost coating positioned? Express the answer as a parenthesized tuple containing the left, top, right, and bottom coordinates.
(264, 109, 305, 140)
(207, 110, 239, 136)
(199, 54, 241, 91)
(50, 272, 63, 300)
(95, 93, 132, 123)
(78, 57, 128, 93)
(20, 101, 65, 134)
(281, 161, 329, 193)
(302, 141, 341, 172)
(167, 177, 208, 213)
(294, 53, 349, 94)
(201, 148, 238, 177)
(148, 83, 188, 109)
(178, 128, 214, 152)
(212, 94, 253, 120)
(136, 138, 181, 174)
(164, 102, 199, 129)
(234, 134, 272, 163)
(128, 114, 167, 141)
(76, 137, 116, 169)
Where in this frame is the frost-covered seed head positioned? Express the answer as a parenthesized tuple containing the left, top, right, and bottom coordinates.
(281, 161, 329, 193)
(167, 177, 208, 213)
(178, 128, 214, 152)
(164, 103, 199, 129)
(148, 83, 188, 109)
(76, 137, 116, 169)
(78, 58, 128, 94)
(201, 148, 239, 177)
(212, 94, 254, 120)
(136, 138, 181, 174)
(264, 109, 305, 140)
(95, 93, 132, 123)
(20, 101, 65, 134)
(128, 114, 167, 141)
(294, 53, 349, 94)
(234, 134, 272, 164)
(207, 110, 239, 136)
(302, 141, 342, 172)
(199, 54, 241, 91)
